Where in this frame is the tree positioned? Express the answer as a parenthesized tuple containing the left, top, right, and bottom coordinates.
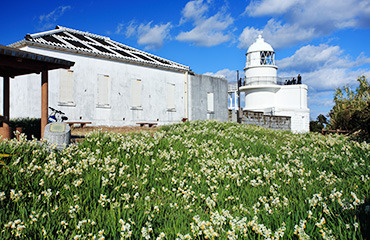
(310, 114, 327, 132)
(328, 75, 370, 138)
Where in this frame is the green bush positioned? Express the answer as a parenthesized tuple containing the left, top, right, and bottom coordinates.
(9, 118, 41, 139)
(329, 75, 370, 140)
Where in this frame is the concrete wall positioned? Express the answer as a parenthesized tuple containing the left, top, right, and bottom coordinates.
(3, 46, 188, 126)
(188, 74, 228, 122)
(276, 84, 308, 109)
(244, 86, 279, 110)
(1, 46, 229, 126)
(275, 84, 309, 133)
(241, 83, 309, 133)
(275, 109, 309, 133)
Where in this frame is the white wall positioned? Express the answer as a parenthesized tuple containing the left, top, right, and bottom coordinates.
(188, 74, 228, 122)
(275, 84, 309, 133)
(6, 46, 188, 126)
(2, 46, 229, 126)
(244, 87, 278, 110)
(241, 83, 310, 133)
(275, 109, 310, 133)
(276, 84, 308, 109)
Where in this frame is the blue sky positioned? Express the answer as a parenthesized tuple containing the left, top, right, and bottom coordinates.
(1, 0, 370, 119)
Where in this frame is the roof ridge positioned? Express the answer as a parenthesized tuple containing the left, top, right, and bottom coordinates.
(28, 28, 64, 39)
(13, 26, 190, 72)
(55, 26, 189, 69)
(56, 25, 111, 40)
(106, 38, 188, 68)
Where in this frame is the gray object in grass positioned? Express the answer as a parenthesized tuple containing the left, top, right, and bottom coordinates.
(43, 123, 71, 150)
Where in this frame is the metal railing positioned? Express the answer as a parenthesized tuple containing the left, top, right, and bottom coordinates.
(228, 84, 237, 92)
(228, 76, 301, 91)
(244, 76, 300, 86)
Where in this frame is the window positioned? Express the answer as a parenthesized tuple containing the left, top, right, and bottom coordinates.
(59, 70, 75, 106)
(207, 92, 214, 113)
(131, 79, 142, 109)
(246, 54, 251, 66)
(260, 51, 275, 65)
(167, 83, 175, 111)
(97, 74, 110, 108)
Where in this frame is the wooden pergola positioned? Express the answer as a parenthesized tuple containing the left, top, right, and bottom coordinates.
(0, 45, 74, 138)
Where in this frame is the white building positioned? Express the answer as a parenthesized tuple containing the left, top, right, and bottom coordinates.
(1, 26, 228, 126)
(240, 35, 309, 133)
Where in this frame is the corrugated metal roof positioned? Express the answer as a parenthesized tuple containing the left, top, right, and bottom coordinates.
(10, 26, 190, 72)
(0, 44, 74, 77)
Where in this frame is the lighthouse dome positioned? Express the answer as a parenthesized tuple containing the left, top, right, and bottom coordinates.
(247, 35, 274, 53)
(244, 34, 277, 85)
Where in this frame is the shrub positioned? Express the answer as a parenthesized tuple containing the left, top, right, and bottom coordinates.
(328, 75, 370, 140)
(9, 118, 41, 139)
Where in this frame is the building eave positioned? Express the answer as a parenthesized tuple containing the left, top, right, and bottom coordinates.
(10, 41, 190, 73)
(10, 26, 190, 73)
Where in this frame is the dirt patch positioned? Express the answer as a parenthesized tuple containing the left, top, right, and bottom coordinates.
(71, 126, 158, 137)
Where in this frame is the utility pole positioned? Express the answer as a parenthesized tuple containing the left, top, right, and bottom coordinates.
(237, 70, 241, 123)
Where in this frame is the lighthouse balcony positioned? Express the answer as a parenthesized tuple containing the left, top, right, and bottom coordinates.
(245, 76, 280, 86)
(244, 76, 299, 86)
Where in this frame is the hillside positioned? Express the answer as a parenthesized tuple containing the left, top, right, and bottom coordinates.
(0, 121, 369, 239)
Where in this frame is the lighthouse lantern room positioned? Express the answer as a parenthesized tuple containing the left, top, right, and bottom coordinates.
(244, 35, 278, 85)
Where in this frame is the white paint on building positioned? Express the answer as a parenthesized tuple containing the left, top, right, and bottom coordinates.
(188, 74, 228, 121)
(1, 26, 228, 126)
(240, 35, 310, 133)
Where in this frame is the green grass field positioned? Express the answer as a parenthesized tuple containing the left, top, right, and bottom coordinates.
(0, 121, 369, 239)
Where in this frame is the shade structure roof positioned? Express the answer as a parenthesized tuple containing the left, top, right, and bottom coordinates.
(247, 35, 274, 53)
(0, 44, 75, 77)
(10, 26, 190, 72)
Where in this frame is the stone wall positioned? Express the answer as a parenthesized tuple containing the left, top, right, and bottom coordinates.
(229, 110, 291, 131)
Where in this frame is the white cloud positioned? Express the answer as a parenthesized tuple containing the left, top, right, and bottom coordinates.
(277, 44, 345, 72)
(38, 6, 71, 30)
(176, 0, 234, 47)
(203, 68, 243, 82)
(308, 90, 335, 119)
(238, 19, 316, 50)
(125, 21, 137, 37)
(308, 91, 334, 107)
(115, 23, 125, 35)
(275, 43, 370, 116)
(119, 21, 172, 50)
(137, 22, 172, 50)
(277, 44, 370, 91)
(240, 0, 370, 49)
(237, 27, 261, 49)
(244, 0, 300, 16)
(262, 20, 316, 49)
(180, 0, 210, 24)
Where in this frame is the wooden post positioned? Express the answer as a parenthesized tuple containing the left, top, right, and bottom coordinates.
(3, 76, 9, 123)
(1, 76, 11, 139)
(41, 71, 48, 138)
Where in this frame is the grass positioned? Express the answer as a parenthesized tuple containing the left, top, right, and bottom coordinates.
(0, 120, 369, 239)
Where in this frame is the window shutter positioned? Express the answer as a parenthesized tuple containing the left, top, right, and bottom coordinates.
(207, 92, 214, 113)
(131, 79, 142, 108)
(97, 74, 110, 107)
(59, 70, 74, 104)
(167, 83, 175, 110)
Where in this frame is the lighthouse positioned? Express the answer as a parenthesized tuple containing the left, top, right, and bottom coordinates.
(245, 35, 277, 85)
(239, 35, 310, 133)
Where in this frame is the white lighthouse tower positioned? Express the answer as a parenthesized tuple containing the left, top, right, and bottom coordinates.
(240, 35, 310, 133)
